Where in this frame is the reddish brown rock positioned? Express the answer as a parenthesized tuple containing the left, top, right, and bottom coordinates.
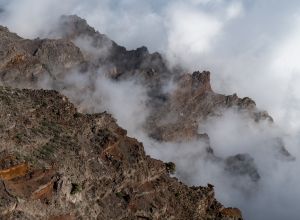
(0, 163, 29, 181)
(4, 168, 57, 200)
(0, 86, 241, 219)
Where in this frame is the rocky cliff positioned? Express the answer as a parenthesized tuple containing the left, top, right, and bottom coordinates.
(0, 87, 241, 219)
(0, 16, 272, 142)
(0, 14, 288, 219)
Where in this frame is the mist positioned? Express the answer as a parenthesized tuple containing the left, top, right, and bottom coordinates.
(1, 0, 300, 219)
(200, 109, 300, 219)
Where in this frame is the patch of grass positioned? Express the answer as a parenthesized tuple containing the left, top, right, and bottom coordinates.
(38, 143, 56, 158)
(15, 132, 29, 143)
(23, 154, 38, 166)
(70, 183, 82, 195)
(41, 121, 62, 135)
(36, 138, 61, 159)
(34, 132, 80, 160)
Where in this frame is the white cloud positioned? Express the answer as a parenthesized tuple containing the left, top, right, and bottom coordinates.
(165, 4, 222, 66)
(271, 15, 300, 74)
(2, 1, 300, 219)
(226, 1, 243, 19)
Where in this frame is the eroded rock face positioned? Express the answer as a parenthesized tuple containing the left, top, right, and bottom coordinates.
(0, 87, 241, 219)
(0, 25, 84, 88)
(0, 15, 291, 219)
(51, 15, 171, 91)
(0, 17, 272, 143)
(146, 70, 272, 142)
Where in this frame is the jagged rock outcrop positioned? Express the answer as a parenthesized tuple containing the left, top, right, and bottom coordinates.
(0, 17, 272, 141)
(0, 25, 84, 89)
(146, 70, 272, 142)
(0, 15, 293, 219)
(0, 86, 242, 219)
(51, 15, 171, 92)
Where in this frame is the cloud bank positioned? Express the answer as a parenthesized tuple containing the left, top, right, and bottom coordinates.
(1, 0, 300, 219)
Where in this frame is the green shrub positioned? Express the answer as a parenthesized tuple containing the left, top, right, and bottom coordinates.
(165, 162, 176, 174)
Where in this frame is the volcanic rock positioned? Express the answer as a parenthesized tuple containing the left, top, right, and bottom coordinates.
(0, 86, 241, 219)
(0, 15, 291, 219)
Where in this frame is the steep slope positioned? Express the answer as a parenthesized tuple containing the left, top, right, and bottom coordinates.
(0, 15, 294, 218)
(0, 86, 242, 220)
(0, 15, 292, 191)
(0, 16, 272, 143)
(51, 16, 272, 141)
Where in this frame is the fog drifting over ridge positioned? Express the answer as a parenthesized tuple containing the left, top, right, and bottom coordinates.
(1, 1, 300, 219)
(1, 0, 300, 130)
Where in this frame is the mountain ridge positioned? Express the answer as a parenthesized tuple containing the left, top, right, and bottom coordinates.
(0, 86, 242, 219)
(0, 14, 293, 219)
